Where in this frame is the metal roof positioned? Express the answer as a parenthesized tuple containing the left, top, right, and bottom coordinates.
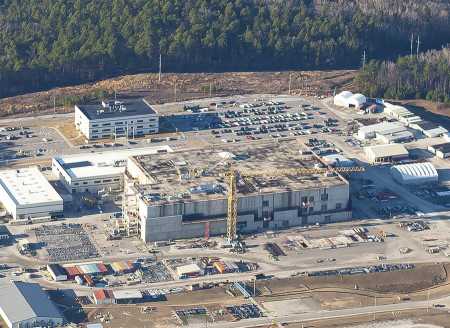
(358, 121, 406, 135)
(47, 264, 66, 277)
(430, 143, 450, 153)
(364, 144, 409, 158)
(0, 281, 63, 324)
(415, 121, 439, 130)
(0, 225, 10, 237)
(0, 167, 63, 207)
(112, 289, 143, 300)
(391, 162, 438, 182)
(176, 263, 202, 276)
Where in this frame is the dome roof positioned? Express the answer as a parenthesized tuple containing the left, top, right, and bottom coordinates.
(338, 91, 353, 98)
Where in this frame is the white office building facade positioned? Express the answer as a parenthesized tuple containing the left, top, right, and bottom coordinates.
(75, 98, 159, 140)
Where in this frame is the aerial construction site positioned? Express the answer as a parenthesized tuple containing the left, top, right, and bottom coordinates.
(2, 91, 450, 328)
(125, 141, 353, 242)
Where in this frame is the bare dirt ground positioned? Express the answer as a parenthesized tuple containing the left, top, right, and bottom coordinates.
(257, 263, 449, 299)
(83, 287, 246, 328)
(0, 70, 356, 118)
(400, 99, 450, 118)
(283, 309, 450, 327)
(61, 262, 450, 328)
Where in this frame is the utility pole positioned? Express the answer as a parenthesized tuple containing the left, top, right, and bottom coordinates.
(410, 33, 414, 57)
(114, 90, 117, 101)
(373, 296, 376, 321)
(288, 73, 292, 95)
(53, 96, 56, 114)
(362, 50, 366, 68)
(209, 82, 212, 97)
(417, 35, 420, 58)
(174, 82, 177, 101)
(159, 53, 162, 82)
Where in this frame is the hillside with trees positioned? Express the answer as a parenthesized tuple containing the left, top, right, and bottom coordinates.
(355, 48, 450, 103)
(1, 0, 450, 98)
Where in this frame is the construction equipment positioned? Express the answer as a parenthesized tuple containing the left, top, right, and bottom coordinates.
(223, 165, 364, 242)
(226, 170, 238, 242)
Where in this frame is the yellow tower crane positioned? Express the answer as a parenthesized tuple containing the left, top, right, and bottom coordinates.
(225, 166, 365, 242)
(226, 169, 238, 242)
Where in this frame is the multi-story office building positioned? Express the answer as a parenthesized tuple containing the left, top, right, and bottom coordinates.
(75, 98, 158, 140)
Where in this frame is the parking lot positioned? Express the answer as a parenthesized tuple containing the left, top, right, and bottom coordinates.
(0, 125, 68, 163)
(32, 223, 99, 262)
(156, 96, 346, 145)
(0, 94, 363, 173)
(226, 304, 263, 320)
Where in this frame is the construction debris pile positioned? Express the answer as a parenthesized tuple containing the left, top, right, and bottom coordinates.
(284, 226, 384, 251)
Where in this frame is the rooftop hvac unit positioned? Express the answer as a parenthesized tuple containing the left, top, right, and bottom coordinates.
(97, 162, 109, 167)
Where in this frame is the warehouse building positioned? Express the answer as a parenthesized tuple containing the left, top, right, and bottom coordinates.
(110, 261, 135, 274)
(391, 162, 438, 185)
(334, 91, 367, 109)
(76, 263, 108, 276)
(52, 146, 172, 194)
(47, 264, 67, 281)
(321, 154, 354, 167)
(176, 263, 203, 279)
(75, 98, 159, 140)
(356, 121, 414, 144)
(383, 103, 422, 125)
(93, 289, 115, 305)
(0, 281, 64, 328)
(126, 142, 352, 242)
(428, 143, 450, 159)
(364, 144, 409, 163)
(0, 225, 11, 246)
(410, 121, 448, 138)
(0, 167, 63, 222)
(112, 290, 143, 304)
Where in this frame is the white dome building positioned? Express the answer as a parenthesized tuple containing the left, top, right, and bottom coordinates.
(334, 91, 367, 109)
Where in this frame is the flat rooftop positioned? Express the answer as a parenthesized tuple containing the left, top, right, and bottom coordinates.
(54, 145, 173, 180)
(0, 167, 62, 206)
(77, 98, 156, 120)
(131, 141, 348, 205)
(431, 142, 450, 152)
(0, 281, 63, 325)
(358, 121, 406, 134)
(364, 144, 409, 158)
(415, 121, 440, 130)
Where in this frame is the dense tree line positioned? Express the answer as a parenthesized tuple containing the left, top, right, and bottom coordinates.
(355, 48, 450, 103)
(1, 0, 450, 98)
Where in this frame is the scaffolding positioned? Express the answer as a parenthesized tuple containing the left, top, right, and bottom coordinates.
(118, 171, 140, 237)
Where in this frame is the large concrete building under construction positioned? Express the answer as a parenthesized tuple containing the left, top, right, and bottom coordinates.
(124, 141, 352, 242)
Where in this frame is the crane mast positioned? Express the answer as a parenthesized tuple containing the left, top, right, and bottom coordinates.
(226, 170, 238, 242)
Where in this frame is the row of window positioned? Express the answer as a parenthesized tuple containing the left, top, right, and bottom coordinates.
(73, 178, 120, 186)
(92, 125, 156, 133)
(261, 195, 333, 208)
(90, 128, 157, 139)
(91, 118, 157, 128)
(237, 208, 341, 230)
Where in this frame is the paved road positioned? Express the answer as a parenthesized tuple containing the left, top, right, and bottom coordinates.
(190, 296, 450, 328)
(363, 166, 446, 214)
